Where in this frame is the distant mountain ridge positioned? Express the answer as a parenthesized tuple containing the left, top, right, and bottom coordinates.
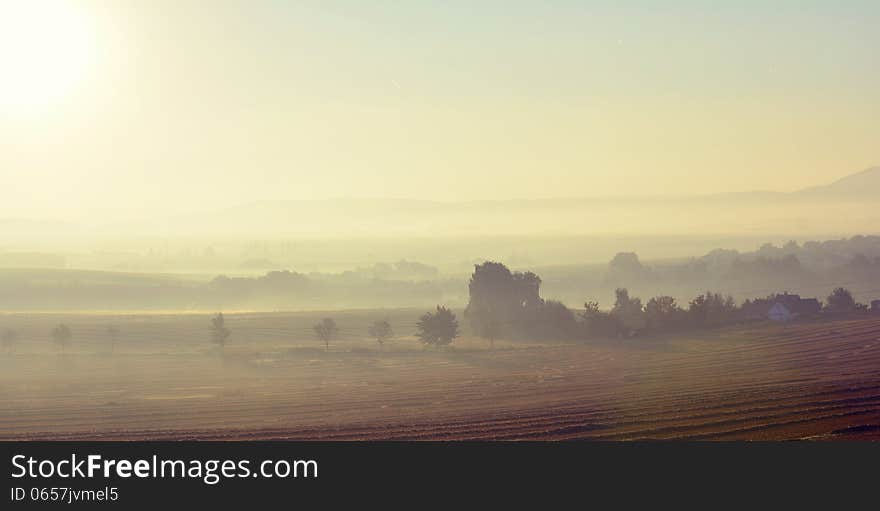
(219, 165, 880, 212)
(796, 166, 880, 199)
(6, 166, 879, 240)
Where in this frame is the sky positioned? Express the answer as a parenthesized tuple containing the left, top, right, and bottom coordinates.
(0, 0, 878, 220)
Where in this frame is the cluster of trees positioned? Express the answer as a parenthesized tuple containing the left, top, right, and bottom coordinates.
(9, 270, 877, 359)
(579, 290, 741, 339)
(825, 287, 870, 313)
(466, 261, 877, 343)
(588, 238, 880, 311)
(349, 260, 439, 281)
(463, 262, 574, 342)
(754, 236, 880, 270)
(459, 261, 751, 343)
(200, 262, 880, 352)
(0, 266, 453, 311)
(206, 270, 448, 310)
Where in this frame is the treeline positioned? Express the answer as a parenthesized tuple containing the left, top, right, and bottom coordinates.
(206, 270, 458, 309)
(0, 268, 458, 311)
(463, 262, 877, 342)
(589, 236, 880, 307)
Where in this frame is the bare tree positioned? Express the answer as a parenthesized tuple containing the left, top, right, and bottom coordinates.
(1, 330, 18, 354)
(51, 324, 72, 354)
(209, 313, 231, 350)
(314, 318, 338, 351)
(368, 320, 393, 350)
(106, 325, 120, 355)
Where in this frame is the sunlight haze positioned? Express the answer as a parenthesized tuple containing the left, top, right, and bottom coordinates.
(0, 0, 877, 221)
(5, 0, 880, 456)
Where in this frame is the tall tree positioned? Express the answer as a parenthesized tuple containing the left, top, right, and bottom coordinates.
(612, 288, 645, 336)
(464, 261, 542, 340)
(826, 287, 857, 313)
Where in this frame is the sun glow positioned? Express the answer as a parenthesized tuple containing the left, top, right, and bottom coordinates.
(0, 0, 96, 115)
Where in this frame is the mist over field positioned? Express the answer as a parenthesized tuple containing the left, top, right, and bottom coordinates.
(2, 1, 880, 441)
(6, 165, 880, 241)
(2, 168, 880, 311)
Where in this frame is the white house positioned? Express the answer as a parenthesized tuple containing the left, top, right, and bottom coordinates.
(767, 302, 795, 322)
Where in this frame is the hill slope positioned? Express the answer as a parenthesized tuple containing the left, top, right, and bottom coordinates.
(797, 166, 880, 200)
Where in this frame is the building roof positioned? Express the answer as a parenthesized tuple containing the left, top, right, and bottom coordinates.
(743, 293, 821, 318)
(767, 303, 797, 323)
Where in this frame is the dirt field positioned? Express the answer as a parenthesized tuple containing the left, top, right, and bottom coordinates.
(2, 310, 880, 440)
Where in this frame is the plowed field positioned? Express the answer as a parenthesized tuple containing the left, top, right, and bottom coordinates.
(2, 312, 879, 440)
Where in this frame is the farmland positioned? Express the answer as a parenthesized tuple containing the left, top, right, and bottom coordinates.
(2, 310, 880, 440)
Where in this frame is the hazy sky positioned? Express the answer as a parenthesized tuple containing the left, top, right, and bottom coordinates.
(1, 0, 877, 219)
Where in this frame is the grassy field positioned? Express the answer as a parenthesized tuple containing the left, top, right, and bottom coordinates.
(2, 309, 880, 440)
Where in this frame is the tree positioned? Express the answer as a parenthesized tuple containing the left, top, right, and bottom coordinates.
(604, 252, 653, 286)
(106, 325, 120, 354)
(464, 261, 542, 340)
(368, 320, 393, 350)
(611, 288, 645, 336)
(826, 287, 858, 313)
(51, 324, 72, 354)
(688, 291, 738, 327)
(644, 296, 685, 332)
(314, 318, 338, 351)
(1, 329, 18, 354)
(530, 300, 579, 340)
(416, 306, 459, 347)
(581, 301, 621, 339)
(209, 313, 231, 349)
(583, 301, 601, 317)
